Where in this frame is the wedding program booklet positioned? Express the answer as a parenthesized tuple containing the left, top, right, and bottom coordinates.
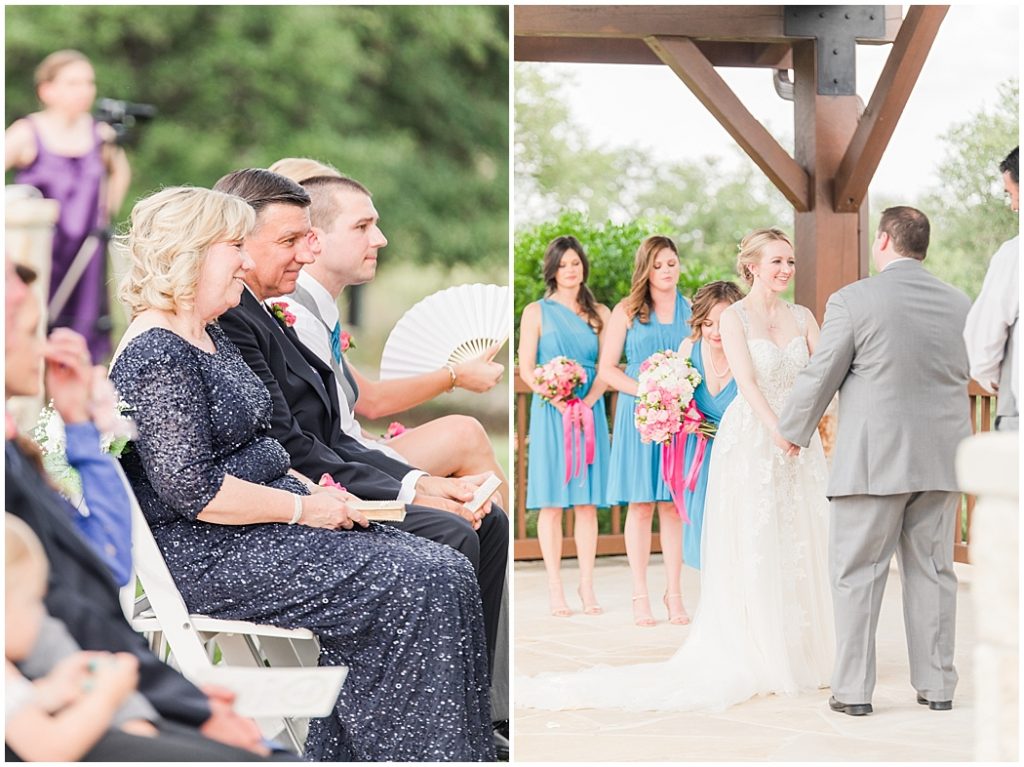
(349, 500, 407, 522)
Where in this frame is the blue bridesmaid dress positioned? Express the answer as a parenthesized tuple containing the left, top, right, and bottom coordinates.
(526, 299, 611, 509)
(681, 338, 738, 569)
(606, 291, 692, 504)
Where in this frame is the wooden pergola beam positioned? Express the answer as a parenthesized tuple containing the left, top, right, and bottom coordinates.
(833, 5, 949, 212)
(515, 5, 902, 44)
(646, 35, 811, 212)
(514, 36, 793, 69)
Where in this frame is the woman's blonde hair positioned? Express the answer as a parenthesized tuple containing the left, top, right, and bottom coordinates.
(736, 227, 793, 286)
(623, 235, 678, 324)
(5, 514, 48, 593)
(34, 49, 91, 87)
(268, 157, 342, 185)
(115, 187, 255, 318)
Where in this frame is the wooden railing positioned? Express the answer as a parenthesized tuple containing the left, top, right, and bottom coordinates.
(514, 369, 995, 564)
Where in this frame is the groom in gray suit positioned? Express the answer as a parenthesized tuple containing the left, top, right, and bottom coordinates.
(777, 206, 972, 716)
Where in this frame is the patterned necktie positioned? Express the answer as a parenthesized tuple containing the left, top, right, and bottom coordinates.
(330, 321, 343, 364)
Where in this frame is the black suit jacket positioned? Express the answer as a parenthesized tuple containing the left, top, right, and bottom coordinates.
(4, 441, 211, 727)
(218, 290, 418, 499)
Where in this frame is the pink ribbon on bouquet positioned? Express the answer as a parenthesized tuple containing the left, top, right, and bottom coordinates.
(562, 398, 596, 484)
(660, 432, 690, 523)
(681, 401, 709, 493)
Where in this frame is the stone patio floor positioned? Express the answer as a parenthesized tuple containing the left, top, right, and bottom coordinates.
(513, 554, 978, 762)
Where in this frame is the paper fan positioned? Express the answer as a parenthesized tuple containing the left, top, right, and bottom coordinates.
(379, 283, 510, 380)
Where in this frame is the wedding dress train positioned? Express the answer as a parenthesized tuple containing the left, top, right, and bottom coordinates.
(518, 305, 834, 713)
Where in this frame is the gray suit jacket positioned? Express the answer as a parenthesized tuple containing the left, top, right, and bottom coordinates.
(778, 259, 972, 498)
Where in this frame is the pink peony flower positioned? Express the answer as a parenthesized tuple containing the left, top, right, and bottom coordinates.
(339, 331, 354, 352)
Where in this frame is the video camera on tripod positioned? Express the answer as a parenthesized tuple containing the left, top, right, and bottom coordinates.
(94, 97, 157, 146)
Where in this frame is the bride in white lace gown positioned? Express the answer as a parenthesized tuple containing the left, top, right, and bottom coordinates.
(518, 228, 834, 713)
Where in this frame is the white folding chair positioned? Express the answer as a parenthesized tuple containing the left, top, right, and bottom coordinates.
(115, 468, 345, 752)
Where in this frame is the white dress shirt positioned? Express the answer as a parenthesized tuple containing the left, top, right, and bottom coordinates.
(282, 272, 423, 501)
(964, 235, 1019, 401)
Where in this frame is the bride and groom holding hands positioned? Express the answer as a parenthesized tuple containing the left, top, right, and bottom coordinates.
(520, 205, 971, 718)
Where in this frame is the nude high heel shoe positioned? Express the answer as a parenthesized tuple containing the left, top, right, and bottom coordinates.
(663, 592, 690, 625)
(632, 594, 656, 627)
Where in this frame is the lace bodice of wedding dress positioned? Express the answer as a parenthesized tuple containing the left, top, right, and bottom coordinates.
(517, 302, 835, 713)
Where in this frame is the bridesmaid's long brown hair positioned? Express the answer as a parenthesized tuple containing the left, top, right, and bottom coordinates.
(542, 235, 603, 334)
(622, 235, 678, 325)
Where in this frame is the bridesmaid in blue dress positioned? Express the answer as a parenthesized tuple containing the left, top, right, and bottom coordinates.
(519, 236, 611, 617)
(676, 281, 744, 570)
(599, 236, 692, 627)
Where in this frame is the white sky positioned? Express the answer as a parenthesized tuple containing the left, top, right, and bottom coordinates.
(522, 4, 1020, 201)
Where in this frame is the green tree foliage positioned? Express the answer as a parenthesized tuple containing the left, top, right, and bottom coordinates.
(514, 66, 790, 349)
(515, 66, 648, 223)
(918, 78, 1019, 298)
(5, 5, 508, 267)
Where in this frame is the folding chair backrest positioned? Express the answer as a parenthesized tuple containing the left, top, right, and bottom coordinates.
(114, 465, 215, 675)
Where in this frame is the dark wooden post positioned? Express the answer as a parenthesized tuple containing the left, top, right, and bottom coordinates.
(792, 41, 869, 321)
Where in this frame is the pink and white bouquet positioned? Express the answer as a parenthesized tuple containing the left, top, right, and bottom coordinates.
(533, 355, 595, 484)
(532, 355, 587, 403)
(635, 349, 722, 523)
(634, 350, 703, 444)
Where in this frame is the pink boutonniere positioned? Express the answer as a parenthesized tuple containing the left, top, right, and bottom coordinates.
(383, 421, 406, 440)
(318, 473, 347, 492)
(269, 301, 297, 328)
(339, 330, 354, 352)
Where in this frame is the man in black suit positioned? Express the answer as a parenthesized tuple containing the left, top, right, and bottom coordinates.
(213, 170, 507, 688)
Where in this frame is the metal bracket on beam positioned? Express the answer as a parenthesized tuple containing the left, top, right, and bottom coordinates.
(784, 6, 886, 95)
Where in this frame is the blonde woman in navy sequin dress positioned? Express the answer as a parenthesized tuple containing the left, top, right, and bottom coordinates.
(108, 187, 494, 762)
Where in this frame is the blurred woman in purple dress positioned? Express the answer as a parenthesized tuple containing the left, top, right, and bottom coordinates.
(5, 49, 131, 363)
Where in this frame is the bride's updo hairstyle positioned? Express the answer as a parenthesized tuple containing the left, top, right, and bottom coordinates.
(736, 227, 792, 286)
(116, 187, 255, 318)
(541, 235, 603, 334)
(624, 235, 679, 325)
(687, 280, 745, 340)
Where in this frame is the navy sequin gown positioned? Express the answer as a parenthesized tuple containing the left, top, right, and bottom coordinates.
(110, 325, 494, 762)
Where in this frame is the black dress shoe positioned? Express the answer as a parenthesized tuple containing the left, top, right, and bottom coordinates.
(829, 695, 873, 716)
(492, 728, 509, 762)
(917, 694, 953, 710)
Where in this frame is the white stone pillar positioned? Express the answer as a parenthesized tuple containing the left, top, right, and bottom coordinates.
(5, 185, 59, 433)
(956, 432, 1019, 761)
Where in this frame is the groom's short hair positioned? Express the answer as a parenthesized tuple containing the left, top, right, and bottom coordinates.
(878, 206, 929, 261)
(999, 146, 1018, 184)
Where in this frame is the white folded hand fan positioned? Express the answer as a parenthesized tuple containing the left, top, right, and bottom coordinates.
(379, 283, 510, 380)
